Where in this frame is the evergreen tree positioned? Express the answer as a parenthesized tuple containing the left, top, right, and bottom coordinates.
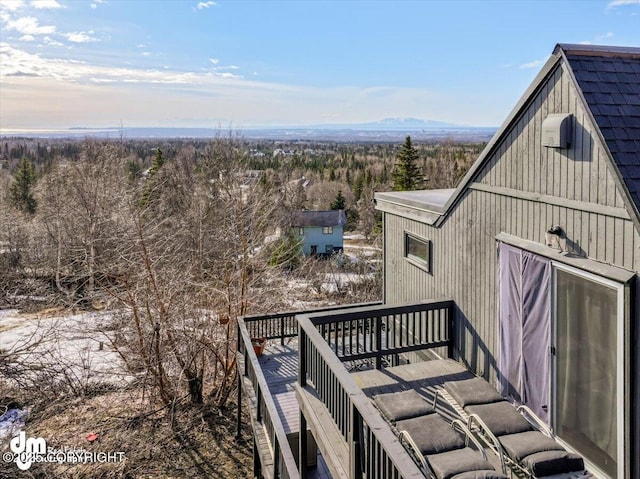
(345, 207, 359, 231)
(330, 190, 346, 210)
(9, 157, 37, 214)
(392, 136, 423, 191)
(381, 162, 389, 184)
(353, 172, 364, 202)
(139, 148, 165, 208)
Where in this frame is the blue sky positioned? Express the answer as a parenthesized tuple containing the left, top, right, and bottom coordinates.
(0, 0, 638, 130)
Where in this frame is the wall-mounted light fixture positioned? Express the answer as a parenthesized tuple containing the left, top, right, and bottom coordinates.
(545, 225, 563, 251)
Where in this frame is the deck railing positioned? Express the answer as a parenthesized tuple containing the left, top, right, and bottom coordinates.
(312, 299, 455, 368)
(297, 299, 455, 479)
(237, 302, 381, 479)
(237, 320, 299, 479)
(242, 302, 382, 345)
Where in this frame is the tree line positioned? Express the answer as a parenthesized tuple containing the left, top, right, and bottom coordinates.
(0, 135, 481, 406)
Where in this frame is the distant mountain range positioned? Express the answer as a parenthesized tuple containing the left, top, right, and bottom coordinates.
(1, 118, 496, 142)
(307, 117, 471, 130)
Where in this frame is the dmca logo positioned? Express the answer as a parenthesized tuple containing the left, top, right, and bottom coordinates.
(3, 431, 125, 471)
(7, 431, 46, 470)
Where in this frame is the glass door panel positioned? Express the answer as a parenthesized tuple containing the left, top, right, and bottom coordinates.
(555, 268, 619, 478)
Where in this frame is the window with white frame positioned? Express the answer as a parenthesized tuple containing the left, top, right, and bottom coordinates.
(322, 226, 333, 234)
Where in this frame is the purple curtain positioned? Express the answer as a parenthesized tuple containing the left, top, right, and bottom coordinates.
(498, 243, 550, 424)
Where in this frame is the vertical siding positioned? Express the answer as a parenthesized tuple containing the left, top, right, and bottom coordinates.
(383, 61, 640, 381)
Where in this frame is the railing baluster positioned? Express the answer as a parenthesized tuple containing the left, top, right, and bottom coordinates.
(375, 314, 382, 369)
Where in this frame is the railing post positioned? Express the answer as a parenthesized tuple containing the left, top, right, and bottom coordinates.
(298, 327, 307, 387)
(237, 364, 243, 440)
(375, 314, 382, 370)
(448, 302, 455, 359)
(280, 316, 285, 346)
(299, 411, 308, 479)
(349, 403, 363, 479)
(256, 384, 262, 422)
(274, 437, 281, 479)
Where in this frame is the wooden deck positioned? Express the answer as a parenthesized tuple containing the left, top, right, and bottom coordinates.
(255, 339, 333, 479)
(351, 358, 474, 422)
(256, 345, 480, 477)
(258, 340, 299, 434)
(239, 339, 333, 479)
(352, 359, 510, 475)
(239, 300, 456, 479)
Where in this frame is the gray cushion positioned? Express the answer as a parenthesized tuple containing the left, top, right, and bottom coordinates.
(444, 378, 503, 407)
(465, 401, 533, 436)
(498, 431, 564, 461)
(396, 414, 465, 455)
(374, 390, 434, 423)
(427, 447, 496, 479)
(523, 450, 585, 476)
(452, 471, 508, 479)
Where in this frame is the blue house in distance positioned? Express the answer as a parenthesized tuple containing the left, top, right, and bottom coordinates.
(291, 210, 346, 257)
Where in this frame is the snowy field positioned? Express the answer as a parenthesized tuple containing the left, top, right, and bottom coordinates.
(0, 308, 136, 440)
(0, 308, 133, 388)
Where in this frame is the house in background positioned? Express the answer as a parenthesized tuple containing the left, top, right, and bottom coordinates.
(237, 44, 640, 479)
(291, 210, 346, 257)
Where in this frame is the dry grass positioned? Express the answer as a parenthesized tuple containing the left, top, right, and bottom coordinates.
(0, 384, 253, 479)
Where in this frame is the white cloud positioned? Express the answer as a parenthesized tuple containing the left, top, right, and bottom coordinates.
(0, 43, 245, 83)
(43, 35, 63, 46)
(607, 0, 638, 8)
(195, 1, 216, 9)
(64, 31, 97, 43)
(31, 0, 63, 9)
(596, 31, 615, 40)
(209, 57, 219, 65)
(0, 43, 507, 130)
(142, 52, 151, 57)
(19, 34, 34, 41)
(519, 59, 544, 69)
(580, 32, 616, 45)
(90, 3, 96, 8)
(5, 16, 56, 35)
(0, 0, 25, 11)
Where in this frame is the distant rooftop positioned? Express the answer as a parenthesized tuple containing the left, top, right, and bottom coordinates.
(291, 210, 347, 227)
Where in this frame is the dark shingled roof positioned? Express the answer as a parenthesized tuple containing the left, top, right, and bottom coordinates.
(560, 44, 640, 215)
(291, 210, 346, 227)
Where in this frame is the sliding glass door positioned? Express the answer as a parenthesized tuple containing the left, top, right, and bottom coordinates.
(498, 244, 626, 479)
(553, 265, 623, 479)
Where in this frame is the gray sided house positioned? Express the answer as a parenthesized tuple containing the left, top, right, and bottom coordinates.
(376, 44, 640, 479)
(236, 44, 640, 479)
(292, 210, 346, 257)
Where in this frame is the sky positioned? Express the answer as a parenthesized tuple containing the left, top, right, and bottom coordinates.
(0, 0, 639, 131)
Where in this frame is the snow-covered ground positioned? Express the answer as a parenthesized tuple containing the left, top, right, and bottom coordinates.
(0, 308, 134, 388)
(0, 408, 26, 440)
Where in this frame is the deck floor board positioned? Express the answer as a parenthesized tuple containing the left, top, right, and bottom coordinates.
(258, 341, 300, 433)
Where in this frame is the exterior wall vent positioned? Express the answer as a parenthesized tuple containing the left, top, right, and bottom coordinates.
(542, 113, 572, 148)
